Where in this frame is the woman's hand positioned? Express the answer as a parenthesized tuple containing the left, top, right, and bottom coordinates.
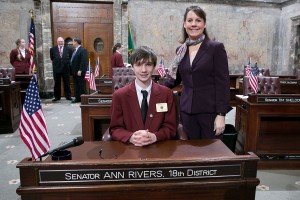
(214, 115, 225, 135)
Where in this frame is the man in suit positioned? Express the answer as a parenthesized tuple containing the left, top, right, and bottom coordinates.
(109, 46, 176, 146)
(70, 37, 88, 103)
(50, 37, 73, 102)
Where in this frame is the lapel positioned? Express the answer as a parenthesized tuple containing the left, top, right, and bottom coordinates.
(191, 37, 210, 67)
(61, 46, 68, 58)
(145, 82, 161, 128)
(71, 46, 80, 63)
(127, 82, 145, 130)
(74, 46, 81, 58)
(56, 46, 61, 58)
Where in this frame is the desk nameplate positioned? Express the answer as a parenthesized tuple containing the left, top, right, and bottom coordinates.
(88, 98, 112, 105)
(0, 78, 11, 85)
(257, 97, 300, 103)
(280, 80, 300, 85)
(39, 164, 241, 184)
(97, 80, 112, 84)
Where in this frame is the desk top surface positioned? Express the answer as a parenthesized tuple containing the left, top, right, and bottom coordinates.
(38, 140, 238, 164)
(18, 140, 244, 166)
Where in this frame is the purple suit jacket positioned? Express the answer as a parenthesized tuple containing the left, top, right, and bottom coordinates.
(109, 81, 177, 143)
(164, 37, 230, 114)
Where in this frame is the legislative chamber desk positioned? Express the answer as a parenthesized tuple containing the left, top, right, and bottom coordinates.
(16, 140, 259, 200)
(80, 92, 112, 141)
(235, 94, 300, 169)
(0, 80, 21, 133)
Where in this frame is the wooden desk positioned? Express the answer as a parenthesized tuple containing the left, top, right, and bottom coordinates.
(95, 78, 113, 94)
(80, 93, 112, 141)
(15, 74, 32, 104)
(229, 74, 243, 106)
(235, 94, 300, 169)
(0, 81, 21, 133)
(16, 140, 259, 200)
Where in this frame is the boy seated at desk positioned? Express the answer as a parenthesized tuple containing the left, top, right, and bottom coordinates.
(109, 46, 176, 146)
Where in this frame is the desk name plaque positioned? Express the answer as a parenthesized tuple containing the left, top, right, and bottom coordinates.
(0, 78, 11, 85)
(98, 80, 112, 84)
(257, 97, 300, 103)
(88, 98, 112, 105)
(280, 80, 300, 85)
(39, 164, 241, 184)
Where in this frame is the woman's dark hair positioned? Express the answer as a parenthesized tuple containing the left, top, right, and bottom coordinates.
(130, 46, 157, 67)
(179, 6, 210, 44)
(15, 39, 21, 47)
(112, 43, 122, 53)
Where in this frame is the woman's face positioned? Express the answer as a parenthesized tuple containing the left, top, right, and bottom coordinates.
(20, 39, 26, 48)
(183, 10, 206, 40)
(117, 45, 123, 52)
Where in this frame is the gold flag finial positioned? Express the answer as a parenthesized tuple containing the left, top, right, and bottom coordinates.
(29, 9, 34, 19)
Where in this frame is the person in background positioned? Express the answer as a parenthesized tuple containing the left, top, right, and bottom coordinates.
(110, 43, 126, 77)
(163, 6, 231, 140)
(109, 46, 176, 146)
(70, 37, 88, 103)
(50, 37, 73, 102)
(10, 38, 31, 74)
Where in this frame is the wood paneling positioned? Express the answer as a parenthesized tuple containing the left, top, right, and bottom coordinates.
(84, 23, 113, 76)
(52, 2, 113, 23)
(51, 2, 113, 95)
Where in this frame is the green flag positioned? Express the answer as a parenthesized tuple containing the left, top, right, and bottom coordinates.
(128, 21, 134, 63)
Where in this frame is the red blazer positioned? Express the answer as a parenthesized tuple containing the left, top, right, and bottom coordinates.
(109, 81, 177, 143)
(9, 48, 31, 74)
(110, 52, 124, 77)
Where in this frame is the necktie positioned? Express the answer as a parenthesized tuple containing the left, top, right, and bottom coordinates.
(59, 46, 63, 58)
(141, 90, 148, 123)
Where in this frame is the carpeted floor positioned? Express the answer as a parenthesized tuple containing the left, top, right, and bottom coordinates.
(0, 99, 299, 200)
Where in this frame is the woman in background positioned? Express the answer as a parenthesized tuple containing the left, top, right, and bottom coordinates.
(163, 6, 231, 140)
(10, 38, 31, 74)
(110, 43, 125, 77)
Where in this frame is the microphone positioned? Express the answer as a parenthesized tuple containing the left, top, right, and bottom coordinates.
(40, 136, 84, 158)
(100, 74, 106, 78)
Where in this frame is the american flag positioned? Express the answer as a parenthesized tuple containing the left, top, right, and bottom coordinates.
(94, 57, 100, 77)
(245, 61, 258, 94)
(28, 17, 36, 74)
(157, 59, 166, 77)
(84, 60, 91, 82)
(85, 60, 97, 91)
(89, 71, 97, 91)
(19, 75, 50, 160)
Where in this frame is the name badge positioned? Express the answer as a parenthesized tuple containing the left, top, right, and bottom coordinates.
(156, 103, 168, 112)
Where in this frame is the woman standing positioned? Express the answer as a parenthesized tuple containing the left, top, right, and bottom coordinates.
(164, 6, 231, 139)
(110, 43, 125, 77)
(10, 38, 31, 74)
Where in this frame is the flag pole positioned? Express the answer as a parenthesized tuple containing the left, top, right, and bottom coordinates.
(88, 58, 90, 94)
(28, 9, 36, 75)
(29, 9, 33, 75)
(29, 9, 33, 18)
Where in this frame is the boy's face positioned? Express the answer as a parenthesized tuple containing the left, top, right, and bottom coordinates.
(132, 58, 154, 85)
